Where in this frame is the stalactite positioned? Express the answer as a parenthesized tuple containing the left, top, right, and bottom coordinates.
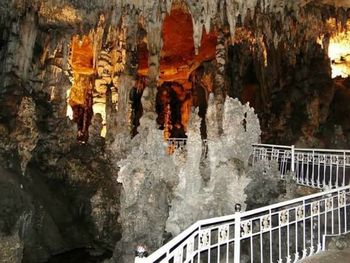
(70, 75, 94, 143)
(106, 86, 118, 142)
(12, 96, 39, 174)
(143, 6, 163, 116)
(164, 103, 172, 140)
(47, 38, 72, 120)
(214, 30, 228, 135)
(115, 8, 139, 135)
(92, 14, 106, 70)
(2, 9, 37, 89)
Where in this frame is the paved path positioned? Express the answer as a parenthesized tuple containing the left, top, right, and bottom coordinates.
(299, 248, 350, 263)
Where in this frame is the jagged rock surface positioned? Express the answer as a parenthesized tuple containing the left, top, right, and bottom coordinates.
(113, 115, 179, 263)
(112, 97, 260, 262)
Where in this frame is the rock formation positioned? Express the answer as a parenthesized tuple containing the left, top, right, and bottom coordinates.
(112, 96, 260, 262)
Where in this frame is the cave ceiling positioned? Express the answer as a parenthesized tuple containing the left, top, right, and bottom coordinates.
(137, 7, 217, 85)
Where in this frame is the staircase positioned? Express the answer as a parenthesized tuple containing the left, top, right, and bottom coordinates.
(134, 143, 350, 263)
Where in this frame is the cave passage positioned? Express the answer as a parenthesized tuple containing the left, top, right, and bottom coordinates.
(156, 82, 188, 139)
(136, 4, 217, 140)
(67, 34, 119, 143)
(327, 19, 350, 78)
(68, 36, 95, 143)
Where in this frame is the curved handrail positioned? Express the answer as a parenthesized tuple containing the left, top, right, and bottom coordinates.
(136, 143, 350, 263)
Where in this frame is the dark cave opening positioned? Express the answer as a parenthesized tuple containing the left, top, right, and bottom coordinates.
(156, 82, 188, 139)
(241, 62, 259, 110)
(129, 81, 144, 138)
(192, 83, 208, 139)
(45, 248, 113, 263)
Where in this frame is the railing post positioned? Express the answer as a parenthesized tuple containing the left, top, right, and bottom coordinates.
(291, 145, 295, 173)
(135, 245, 148, 263)
(234, 204, 241, 263)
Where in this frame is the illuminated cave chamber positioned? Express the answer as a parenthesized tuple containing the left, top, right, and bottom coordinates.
(67, 32, 119, 142)
(68, 35, 94, 143)
(326, 18, 350, 78)
(47, 0, 350, 148)
(3, 1, 350, 263)
(137, 5, 217, 140)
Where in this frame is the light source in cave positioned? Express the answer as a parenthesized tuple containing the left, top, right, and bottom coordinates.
(328, 30, 350, 78)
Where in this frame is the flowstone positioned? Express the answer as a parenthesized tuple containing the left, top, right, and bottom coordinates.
(113, 114, 179, 263)
(167, 97, 260, 235)
(113, 96, 261, 262)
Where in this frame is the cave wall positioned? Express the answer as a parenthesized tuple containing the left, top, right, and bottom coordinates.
(225, 5, 350, 147)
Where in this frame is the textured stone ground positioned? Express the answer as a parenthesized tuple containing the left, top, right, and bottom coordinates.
(300, 249, 350, 263)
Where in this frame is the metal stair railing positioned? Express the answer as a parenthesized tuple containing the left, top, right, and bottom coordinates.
(133, 143, 350, 263)
(252, 144, 350, 189)
(135, 186, 350, 263)
(251, 144, 294, 177)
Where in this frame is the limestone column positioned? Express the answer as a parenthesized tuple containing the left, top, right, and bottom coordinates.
(141, 19, 162, 119)
(116, 10, 139, 134)
(214, 30, 228, 135)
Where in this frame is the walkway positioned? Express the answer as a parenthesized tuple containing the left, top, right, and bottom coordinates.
(300, 248, 350, 263)
(135, 143, 350, 263)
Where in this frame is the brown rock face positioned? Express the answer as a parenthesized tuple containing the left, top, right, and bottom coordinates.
(138, 6, 217, 84)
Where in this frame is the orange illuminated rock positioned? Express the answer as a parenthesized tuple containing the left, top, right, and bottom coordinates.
(69, 73, 93, 107)
(71, 35, 95, 75)
(138, 6, 217, 84)
(68, 35, 95, 142)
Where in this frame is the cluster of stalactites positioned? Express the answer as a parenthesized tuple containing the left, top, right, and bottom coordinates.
(7, 1, 350, 68)
(122, 0, 350, 71)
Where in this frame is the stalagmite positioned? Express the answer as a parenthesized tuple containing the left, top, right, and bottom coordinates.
(214, 30, 228, 135)
(12, 97, 39, 174)
(116, 9, 138, 134)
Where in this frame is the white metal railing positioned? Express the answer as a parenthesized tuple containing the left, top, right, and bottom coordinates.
(167, 138, 188, 151)
(251, 144, 294, 177)
(135, 186, 350, 263)
(167, 138, 209, 157)
(167, 141, 350, 189)
(252, 144, 350, 189)
(137, 143, 350, 262)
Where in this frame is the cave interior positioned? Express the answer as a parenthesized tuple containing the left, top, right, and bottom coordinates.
(1, 0, 350, 262)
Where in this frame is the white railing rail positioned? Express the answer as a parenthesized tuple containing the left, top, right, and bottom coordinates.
(251, 144, 294, 176)
(138, 142, 350, 262)
(167, 138, 188, 150)
(252, 144, 350, 189)
(135, 186, 350, 263)
(167, 138, 209, 157)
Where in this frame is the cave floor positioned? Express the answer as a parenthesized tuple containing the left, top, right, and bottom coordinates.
(299, 248, 350, 263)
